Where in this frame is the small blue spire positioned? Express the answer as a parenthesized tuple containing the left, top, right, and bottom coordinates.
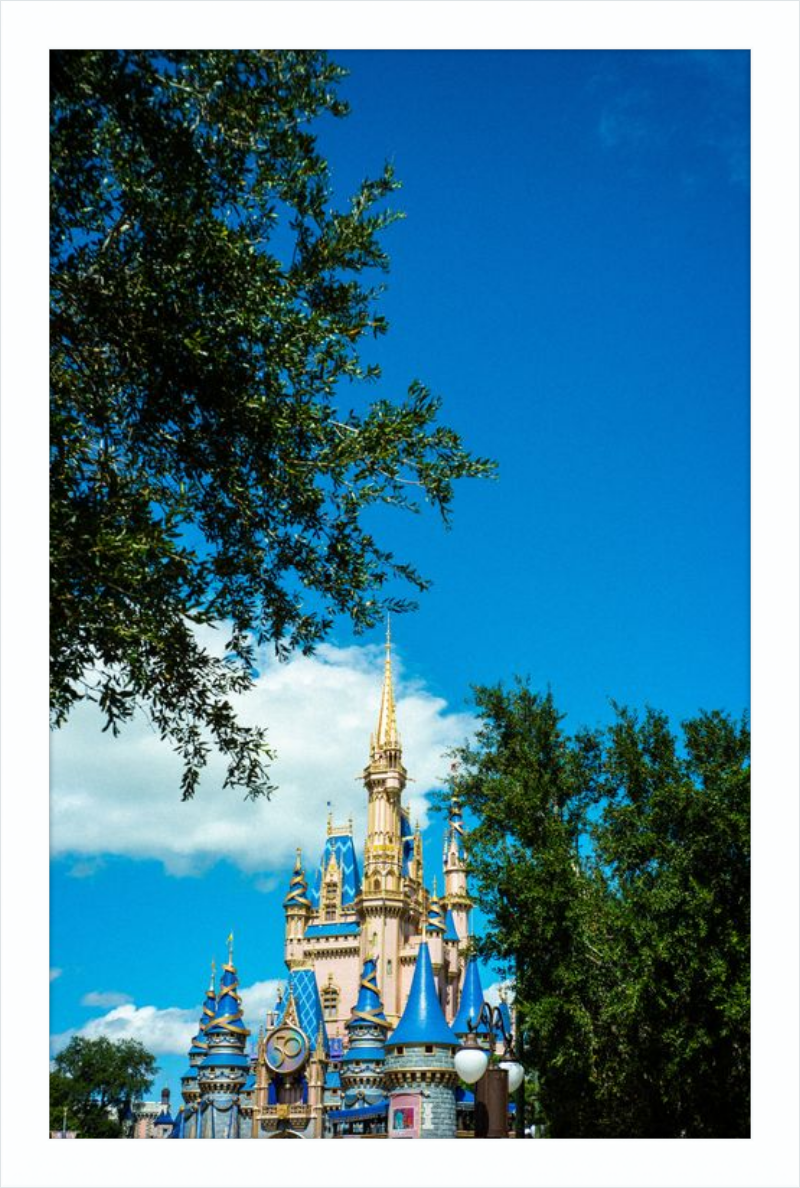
(284, 849, 311, 907)
(388, 942, 457, 1048)
(444, 789, 466, 862)
(497, 996, 513, 1042)
(347, 958, 390, 1031)
(452, 957, 489, 1037)
(443, 908, 460, 943)
(188, 964, 217, 1058)
(427, 894, 446, 935)
(205, 959, 249, 1037)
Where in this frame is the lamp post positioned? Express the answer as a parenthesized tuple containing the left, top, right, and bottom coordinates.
(453, 1003, 524, 1138)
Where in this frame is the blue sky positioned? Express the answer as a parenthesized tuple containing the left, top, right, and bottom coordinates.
(50, 50, 749, 1101)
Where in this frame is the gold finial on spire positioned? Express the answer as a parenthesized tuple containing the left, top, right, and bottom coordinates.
(208, 958, 216, 993)
(294, 847, 302, 870)
(227, 931, 234, 966)
(432, 875, 438, 899)
(373, 615, 399, 754)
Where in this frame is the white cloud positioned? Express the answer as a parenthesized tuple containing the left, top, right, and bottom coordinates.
(81, 990, 134, 1009)
(483, 979, 515, 1007)
(50, 639, 474, 877)
(238, 978, 284, 1022)
(50, 968, 63, 983)
(51, 1004, 198, 1059)
(50, 978, 284, 1058)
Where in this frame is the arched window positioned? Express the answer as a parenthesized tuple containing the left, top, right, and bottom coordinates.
(321, 980, 339, 1022)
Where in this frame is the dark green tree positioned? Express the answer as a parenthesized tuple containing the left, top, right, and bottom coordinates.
(50, 50, 494, 799)
(50, 1036, 158, 1137)
(595, 705, 750, 1137)
(451, 681, 749, 1138)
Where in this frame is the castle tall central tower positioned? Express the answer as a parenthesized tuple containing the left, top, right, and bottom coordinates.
(360, 622, 410, 1021)
(282, 621, 468, 1034)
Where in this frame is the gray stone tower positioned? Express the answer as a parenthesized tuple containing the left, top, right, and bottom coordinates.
(382, 940, 458, 1139)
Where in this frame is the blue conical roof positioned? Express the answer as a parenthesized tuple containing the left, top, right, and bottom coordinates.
(497, 997, 513, 1041)
(200, 976, 217, 1026)
(388, 942, 457, 1048)
(427, 895, 446, 934)
(187, 968, 216, 1058)
(443, 908, 460, 943)
(347, 958, 390, 1031)
(205, 961, 249, 1037)
(452, 957, 489, 1036)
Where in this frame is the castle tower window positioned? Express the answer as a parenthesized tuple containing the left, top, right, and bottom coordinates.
(322, 982, 339, 1021)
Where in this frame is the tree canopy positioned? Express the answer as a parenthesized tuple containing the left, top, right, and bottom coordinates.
(451, 681, 750, 1138)
(50, 1035, 158, 1137)
(50, 50, 493, 799)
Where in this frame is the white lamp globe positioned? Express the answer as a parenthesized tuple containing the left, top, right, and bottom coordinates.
(454, 1045, 489, 1085)
(499, 1059, 525, 1094)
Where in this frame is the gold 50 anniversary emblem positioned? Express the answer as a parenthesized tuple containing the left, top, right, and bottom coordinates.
(265, 1025, 309, 1075)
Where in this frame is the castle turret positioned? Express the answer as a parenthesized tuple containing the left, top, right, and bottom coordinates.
(340, 957, 390, 1111)
(426, 879, 448, 1009)
(451, 955, 489, 1039)
(361, 619, 406, 1021)
(383, 941, 458, 1138)
(196, 935, 250, 1138)
(442, 789, 471, 942)
(152, 1088, 174, 1139)
(181, 962, 217, 1112)
(442, 907, 462, 1020)
(284, 849, 312, 969)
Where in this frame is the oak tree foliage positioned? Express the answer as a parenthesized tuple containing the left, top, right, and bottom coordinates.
(50, 1036, 158, 1137)
(451, 681, 750, 1138)
(51, 50, 493, 799)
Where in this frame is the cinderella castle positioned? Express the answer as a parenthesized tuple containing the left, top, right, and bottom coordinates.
(148, 627, 509, 1139)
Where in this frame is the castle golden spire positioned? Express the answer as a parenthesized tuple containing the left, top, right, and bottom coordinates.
(372, 616, 399, 756)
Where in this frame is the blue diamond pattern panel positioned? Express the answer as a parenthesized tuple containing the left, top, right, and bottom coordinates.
(308, 832, 361, 908)
(277, 968, 329, 1054)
